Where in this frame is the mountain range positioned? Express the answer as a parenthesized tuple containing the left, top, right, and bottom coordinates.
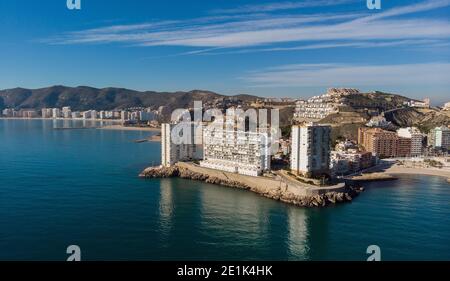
(0, 85, 256, 112)
(1, 86, 448, 134)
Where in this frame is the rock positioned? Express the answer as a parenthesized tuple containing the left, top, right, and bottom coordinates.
(139, 164, 362, 208)
(139, 166, 179, 178)
(345, 193, 353, 201)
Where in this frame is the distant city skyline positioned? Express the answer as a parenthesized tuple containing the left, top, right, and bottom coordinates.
(0, 0, 449, 104)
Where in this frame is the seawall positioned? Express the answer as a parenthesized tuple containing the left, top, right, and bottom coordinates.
(139, 162, 361, 208)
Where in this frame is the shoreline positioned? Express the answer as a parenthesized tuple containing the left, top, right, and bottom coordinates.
(99, 124, 161, 132)
(384, 165, 450, 179)
(139, 162, 361, 208)
(345, 162, 450, 182)
(0, 117, 122, 123)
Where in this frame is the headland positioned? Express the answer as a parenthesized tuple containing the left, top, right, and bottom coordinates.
(140, 162, 362, 208)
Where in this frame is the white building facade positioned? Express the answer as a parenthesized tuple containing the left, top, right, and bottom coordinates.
(428, 126, 450, 150)
(290, 124, 331, 177)
(200, 127, 271, 177)
(52, 108, 61, 118)
(397, 127, 424, 157)
(161, 123, 203, 167)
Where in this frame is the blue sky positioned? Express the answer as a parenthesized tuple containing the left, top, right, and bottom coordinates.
(0, 0, 449, 103)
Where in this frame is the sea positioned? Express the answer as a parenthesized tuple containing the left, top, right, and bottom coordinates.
(0, 119, 449, 261)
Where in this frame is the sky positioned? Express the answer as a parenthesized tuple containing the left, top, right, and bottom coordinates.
(0, 0, 449, 104)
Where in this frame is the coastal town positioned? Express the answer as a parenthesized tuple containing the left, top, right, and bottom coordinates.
(138, 88, 450, 207)
(1, 106, 162, 128)
(3, 88, 450, 200)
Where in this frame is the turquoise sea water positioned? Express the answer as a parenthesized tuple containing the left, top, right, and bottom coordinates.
(1, 119, 450, 261)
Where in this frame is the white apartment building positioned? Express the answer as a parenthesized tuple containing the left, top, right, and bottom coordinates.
(121, 111, 129, 121)
(22, 110, 38, 118)
(397, 127, 424, 157)
(293, 89, 353, 121)
(428, 126, 450, 150)
(200, 126, 271, 176)
(71, 111, 81, 118)
(294, 101, 339, 120)
(161, 123, 203, 167)
(290, 124, 331, 177)
(62, 107, 72, 118)
(52, 108, 61, 118)
(90, 110, 97, 120)
(41, 108, 52, 118)
(2, 108, 13, 117)
(82, 111, 91, 119)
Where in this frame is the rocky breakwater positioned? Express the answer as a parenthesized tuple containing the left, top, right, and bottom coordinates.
(139, 165, 362, 208)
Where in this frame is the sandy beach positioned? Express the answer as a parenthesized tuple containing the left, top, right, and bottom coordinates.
(98, 125, 161, 132)
(384, 165, 450, 179)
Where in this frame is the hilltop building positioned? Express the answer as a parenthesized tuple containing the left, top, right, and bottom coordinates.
(404, 98, 430, 108)
(366, 115, 394, 130)
(290, 123, 331, 177)
(293, 88, 357, 121)
(444, 102, 450, 110)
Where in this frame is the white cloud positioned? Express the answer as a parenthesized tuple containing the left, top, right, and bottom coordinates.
(210, 0, 357, 14)
(352, 0, 450, 23)
(44, 0, 450, 51)
(194, 39, 444, 55)
(243, 63, 450, 88)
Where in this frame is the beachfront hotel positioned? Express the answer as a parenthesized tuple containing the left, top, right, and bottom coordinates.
(200, 126, 271, 177)
(161, 122, 203, 167)
(290, 123, 331, 177)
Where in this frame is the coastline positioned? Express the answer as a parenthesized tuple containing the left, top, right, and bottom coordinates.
(140, 162, 361, 208)
(0, 117, 123, 122)
(98, 124, 161, 132)
(384, 165, 450, 179)
(345, 163, 450, 184)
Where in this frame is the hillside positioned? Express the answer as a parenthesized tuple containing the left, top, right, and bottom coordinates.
(0, 85, 258, 113)
(342, 91, 413, 111)
(384, 107, 450, 132)
(2, 86, 448, 135)
(318, 91, 449, 140)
